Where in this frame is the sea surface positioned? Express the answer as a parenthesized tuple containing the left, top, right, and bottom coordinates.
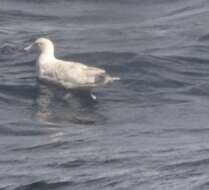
(1, 0, 209, 189)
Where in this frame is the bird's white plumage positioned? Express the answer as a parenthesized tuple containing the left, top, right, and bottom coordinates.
(27, 38, 119, 90)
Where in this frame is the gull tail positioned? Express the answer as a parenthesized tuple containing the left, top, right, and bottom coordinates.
(104, 75, 120, 84)
(112, 77, 120, 81)
(95, 74, 120, 85)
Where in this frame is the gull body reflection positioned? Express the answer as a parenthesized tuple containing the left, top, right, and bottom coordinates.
(34, 83, 106, 125)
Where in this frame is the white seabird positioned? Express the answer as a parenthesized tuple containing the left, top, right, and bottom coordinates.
(24, 38, 120, 99)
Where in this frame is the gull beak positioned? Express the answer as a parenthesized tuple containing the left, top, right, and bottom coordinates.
(24, 43, 33, 52)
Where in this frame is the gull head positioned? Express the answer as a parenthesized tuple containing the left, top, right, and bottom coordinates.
(34, 38, 54, 54)
(24, 38, 55, 57)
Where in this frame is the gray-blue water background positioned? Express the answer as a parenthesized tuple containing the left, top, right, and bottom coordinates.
(1, 0, 209, 189)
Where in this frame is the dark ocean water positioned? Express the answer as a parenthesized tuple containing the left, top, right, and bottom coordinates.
(1, 0, 209, 189)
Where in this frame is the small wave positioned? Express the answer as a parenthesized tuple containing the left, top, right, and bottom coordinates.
(162, 127, 209, 135)
(14, 180, 73, 190)
(162, 2, 209, 21)
(184, 83, 209, 97)
(0, 9, 60, 23)
(197, 181, 209, 190)
(0, 44, 17, 56)
(162, 158, 209, 170)
(199, 33, 209, 41)
(0, 121, 53, 137)
(59, 156, 128, 169)
(11, 140, 69, 152)
(0, 44, 20, 62)
(60, 159, 86, 168)
(0, 84, 37, 100)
